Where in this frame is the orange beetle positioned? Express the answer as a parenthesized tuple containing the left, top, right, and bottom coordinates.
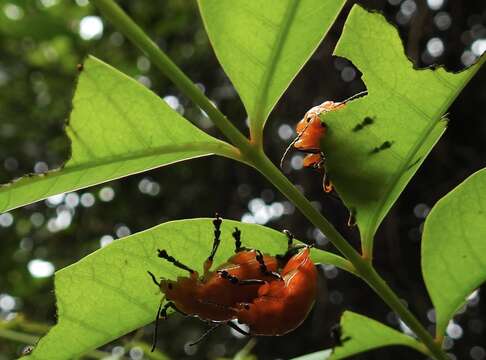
(228, 239, 318, 336)
(293, 100, 346, 169)
(281, 91, 367, 192)
(148, 216, 280, 349)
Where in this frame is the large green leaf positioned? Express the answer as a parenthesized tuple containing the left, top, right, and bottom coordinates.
(197, 0, 346, 139)
(25, 218, 349, 359)
(320, 5, 485, 253)
(291, 311, 425, 360)
(422, 168, 486, 337)
(0, 56, 236, 214)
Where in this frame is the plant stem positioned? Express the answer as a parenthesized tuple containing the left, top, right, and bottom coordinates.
(252, 153, 447, 360)
(204, 141, 447, 358)
(90, 1, 448, 359)
(0, 328, 38, 345)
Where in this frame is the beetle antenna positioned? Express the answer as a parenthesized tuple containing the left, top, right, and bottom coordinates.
(189, 323, 224, 346)
(339, 90, 368, 105)
(280, 136, 299, 169)
(280, 120, 312, 169)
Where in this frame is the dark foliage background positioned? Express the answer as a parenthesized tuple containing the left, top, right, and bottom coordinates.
(0, 0, 485, 359)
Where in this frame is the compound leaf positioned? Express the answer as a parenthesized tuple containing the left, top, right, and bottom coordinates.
(422, 168, 486, 337)
(198, 0, 345, 140)
(320, 5, 485, 253)
(0, 56, 236, 214)
(26, 218, 348, 359)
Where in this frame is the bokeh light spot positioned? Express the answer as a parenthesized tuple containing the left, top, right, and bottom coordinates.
(341, 66, 356, 82)
(65, 192, 80, 208)
(80, 193, 95, 207)
(290, 154, 303, 170)
(447, 321, 463, 339)
(129, 346, 144, 360)
(112, 346, 125, 357)
(28, 259, 55, 278)
(471, 39, 486, 57)
(427, 0, 443, 10)
(427, 37, 445, 57)
(471, 346, 486, 360)
(0, 212, 13, 227)
(0, 294, 16, 312)
(278, 124, 293, 140)
(99, 186, 115, 202)
(137, 56, 151, 72)
(115, 225, 131, 238)
(434, 12, 452, 31)
(79, 16, 104, 41)
(34, 161, 48, 173)
(401, 0, 417, 17)
(3, 4, 24, 20)
(100, 235, 114, 248)
(40, 0, 58, 7)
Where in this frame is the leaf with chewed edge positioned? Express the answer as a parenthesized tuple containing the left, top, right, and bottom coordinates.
(25, 218, 350, 360)
(422, 168, 486, 338)
(320, 5, 485, 254)
(0, 56, 237, 215)
(290, 311, 426, 360)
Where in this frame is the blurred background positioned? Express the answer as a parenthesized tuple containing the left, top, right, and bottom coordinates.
(0, 0, 485, 359)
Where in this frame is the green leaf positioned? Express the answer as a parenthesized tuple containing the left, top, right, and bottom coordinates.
(197, 0, 346, 140)
(422, 168, 486, 337)
(320, 5, 485, 253)
(26, 218, 348, 359)
(290, 311, 425, 360)
(0, 56, 236, 214)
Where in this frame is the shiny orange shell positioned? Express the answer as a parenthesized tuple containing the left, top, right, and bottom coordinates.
(233, 247, 318, 335)
(159, 250, 278, 322)
(294, 100, 345, 167)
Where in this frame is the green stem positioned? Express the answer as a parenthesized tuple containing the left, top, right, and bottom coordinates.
(89, 1, 448, 359)
(0, 328, 38, 345)
(251, 151, 363, 265)
(251, 153, 446, 360)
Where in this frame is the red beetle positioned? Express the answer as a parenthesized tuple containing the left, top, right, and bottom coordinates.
(294, 100, 346, 170)
(223, 235, 318, 336)
(281, 91, 367, 192)
(149, 218, 319, 347)
(148, 216, 280, 348)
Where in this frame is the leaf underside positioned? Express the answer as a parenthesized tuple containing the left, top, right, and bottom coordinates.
(290, 311, 424, 360)
(422, 168, 486, 336)
(320, 5, 485, 251)
(0, 56, 234, 214)
(26, 218, 347, 360)
(198, 0, 346, 136)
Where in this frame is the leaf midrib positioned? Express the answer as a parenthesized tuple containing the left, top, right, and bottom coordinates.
(251, 0, 299, 127)
(362, 112, 444, 250)
(0, 141, 236, 213)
